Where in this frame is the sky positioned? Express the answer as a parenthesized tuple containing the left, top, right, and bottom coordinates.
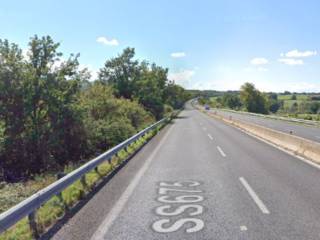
(1, 0, 320, 92)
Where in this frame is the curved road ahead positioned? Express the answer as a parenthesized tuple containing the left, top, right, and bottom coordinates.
(52, 104, 320, 240)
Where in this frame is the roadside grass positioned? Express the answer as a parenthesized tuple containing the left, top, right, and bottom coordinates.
(295, 114, 320, 121)
(0, 126, 161, 240)
(0, 176, 56, 214)
(277, 113, 320, 121)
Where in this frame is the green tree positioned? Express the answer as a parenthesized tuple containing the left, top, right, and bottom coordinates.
(268, 100, 282, 113)
(23, 35, 86, 172)
(269, 93, 278, 100)
(267, 94, 281, 113)
(290, 102, 298, 113)
(164, 82, 190, 109)
(240, 83, 268, 114)
(0, 36, 87, 181)
(99, 48, 189, 119)
(0, 37, 188, 181)
(0, 40, 27, 181)
(309, 102, 320, 114)
(98, 48, 140, 99)
(222, 94, 242, 109)
(133, 63, 169, 119)
(78, 83, 154, 154)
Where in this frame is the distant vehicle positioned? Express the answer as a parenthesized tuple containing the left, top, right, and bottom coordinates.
(204, 104, 210, 110)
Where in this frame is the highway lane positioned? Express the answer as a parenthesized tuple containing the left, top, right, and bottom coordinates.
(52, 104, 320, 240)
(210, 108, 320, 142)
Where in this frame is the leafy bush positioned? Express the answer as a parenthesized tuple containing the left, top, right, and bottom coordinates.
(79, 83, 154, 155)
(0, 36, 188, 182)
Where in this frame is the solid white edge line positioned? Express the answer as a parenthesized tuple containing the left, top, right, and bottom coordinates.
(91, 125, 173, 240)
(239, 177, 270, 214)
(208, 134, 213, 140)
(217, 146, 226, 157)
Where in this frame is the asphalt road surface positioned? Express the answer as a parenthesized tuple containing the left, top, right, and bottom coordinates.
(210, 108, 320, 142)
(52, 103, 320, 240)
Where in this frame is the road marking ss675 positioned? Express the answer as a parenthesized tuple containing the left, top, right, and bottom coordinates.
(152, 181, 205, 233)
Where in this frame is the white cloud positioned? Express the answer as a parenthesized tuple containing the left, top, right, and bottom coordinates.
(278, 58, 304, 65)
(282, 49, 317, 58)
(168, 69, 195, 87)
(250, 57, 269, 65)
(170, 52, 186, 58)
(257, 67, 268, 72)
(96, 36, 119, 46)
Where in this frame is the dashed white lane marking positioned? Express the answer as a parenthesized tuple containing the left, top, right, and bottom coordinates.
(91, 126, 173, 240)
(207, 134, 213, 140)
(239, 177, 270, 214)
(240, 226, 248, 231)
(217, 146, 226, 157)
(202, 127, 207, 131)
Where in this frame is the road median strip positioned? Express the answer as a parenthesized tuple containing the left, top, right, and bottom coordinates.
(196, 106, 320, 166)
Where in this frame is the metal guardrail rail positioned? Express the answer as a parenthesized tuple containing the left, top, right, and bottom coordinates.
(0, 115, 171, 235)
(213, 108, 320, 126)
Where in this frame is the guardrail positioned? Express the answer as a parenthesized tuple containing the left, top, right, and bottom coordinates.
(0, 115, 173, 237)
(201, 106, 320, 127)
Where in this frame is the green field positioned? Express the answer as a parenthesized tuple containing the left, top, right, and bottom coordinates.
(277, 94, 309, 101)
(206, 93, 320, 121)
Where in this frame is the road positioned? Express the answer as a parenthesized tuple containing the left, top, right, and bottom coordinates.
(210, 108, 320, 142)
(52, 103, 320, 240)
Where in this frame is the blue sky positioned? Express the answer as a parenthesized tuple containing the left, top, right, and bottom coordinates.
(1, 0, 320, 92)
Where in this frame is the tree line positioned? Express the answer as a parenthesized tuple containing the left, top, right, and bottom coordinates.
(199, 82, 320, 117)
(0, 36, 190, 182)
(198, 83, 270, 113)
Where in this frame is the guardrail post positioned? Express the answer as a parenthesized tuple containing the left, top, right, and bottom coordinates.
(94, 166, 101, 176)
(28, 210, 39, 239)
(115, 151, 122, 165)
(81, 175, 88, 189)
(154, 125, 159, 135)
(56, 172, 69, 212)
(107, 157, 114, 170)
